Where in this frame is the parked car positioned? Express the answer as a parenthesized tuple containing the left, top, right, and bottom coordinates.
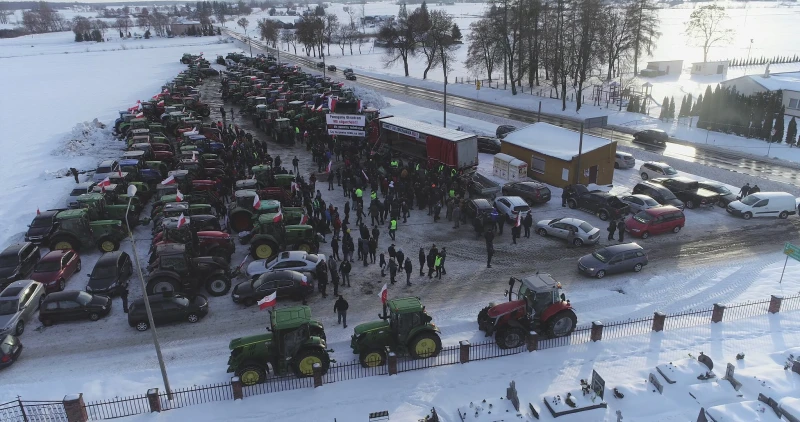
(86, 251, 133, 296)
(620, 194, 661, 213)
(496, 125, 517, 139)
(625, 206, 685, 239)
(327, 64, 337, 71)
(697, 181, 737, 207)
(231, 270, 312, 306)
(66, 182, 97, 208)
(24, 210, 59, 245)
(246, 251, 326, 278)
(0, 280, 45, 337)
(39, 291, 111, 326)
(315, 61, 324, 68)
(0, 335, 22, 368)
(640, 161, 678, 180)
(345, 73, 357, 81)
(632, 181, 685, 210)
(342, 68, 354, 75)
(30, 249, 81, 293)
(477, 137, 501, 154)
(535, 217, 600, 246)
(615, 152, 636, 169)
(493, 196, 531, 222)
(92, 160, 120, 183)
(565, 184, 630, 221)
(0, 243, 41, 290)
(127, 293, 209, 331)
(632, 129, 668, 147)
(501, 181, 551, 205)
(578, 243, 648, 279)
(726, 192, 798, 220)
(649, 177, 719, 209)
(463, 198, 496, 221)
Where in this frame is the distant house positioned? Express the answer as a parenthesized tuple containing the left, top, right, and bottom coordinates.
(690, 60, 729, 76)
(721, 69, 800, 117)
(170, 19, 202, 35)
(640, 60, 683, 77)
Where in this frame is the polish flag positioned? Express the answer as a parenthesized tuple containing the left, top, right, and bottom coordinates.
(258, 291, 277, 310)
(161, 175, 176, 185)
(515, 212, 522, 228)
(327, 96, 337, 112)
(356, 99, 362, 111)
(326, 160, 333, 173)
(97, 177, 111, 187)
(176, 190, 184, 202)
(253, 194, 261, 210)
(272, 208, 283, 223)
(290, 181, 298, 192)
(118, 168, 123, 177)
(157, 99, 165, 107)
(176, 213, 187, 229)
(300, 214, 309, 225)
(379, 283, 388, 304)
(192, 151, 198, 162)
(135, 111, 144, 118)
(37, 207, 40, 215)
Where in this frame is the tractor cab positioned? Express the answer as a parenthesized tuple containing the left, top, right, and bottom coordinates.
(251, 164, 271, 184)
(235, 179, 260, 191)
(123, 149, 150, 163)
(75, 193, 107, 221)
(508, 273, 568, 316)
(119, 159, 143, 174)
(156, 184, 178, 201)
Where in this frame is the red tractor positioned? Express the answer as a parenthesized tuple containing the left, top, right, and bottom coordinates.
(477, 273, 577, 349)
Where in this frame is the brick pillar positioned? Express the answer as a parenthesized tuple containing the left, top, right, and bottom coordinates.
(62, 394, 88, 422)
(387, 351, 398, 375)
(652, 312, 666, 332)
(712, 304, 725, 323)
(769, 295, 783, 314)
(590, 321, 603, 342)
(459, 340, 470, 364)
(146, 388, 161, 413)
(526, 332, 539, 352)
(230, 377, 243, 400)
(312, 363, 323, 388)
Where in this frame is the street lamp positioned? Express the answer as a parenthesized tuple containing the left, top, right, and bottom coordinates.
(125, 184, 173, 400)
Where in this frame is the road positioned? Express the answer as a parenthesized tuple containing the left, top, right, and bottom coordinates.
(223, 29, 800, 187)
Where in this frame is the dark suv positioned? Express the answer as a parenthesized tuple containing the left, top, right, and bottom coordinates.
(0, 243, 41, 290)
(128, 293, 209, 331)
(464, 198, 496, 220)
(477, 137, 501, 154)
(650, 177, 720, 209)
(86, 251, 133, 296)
(24, 211, 59, 245)
(632, 181, 685, 210)
(501, 181, 551, 205)
(632, 129, 668, 147)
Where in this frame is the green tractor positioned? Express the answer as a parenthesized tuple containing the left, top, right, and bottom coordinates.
(350, 297, 442, 368)
(228, 191, 281, 232)
(48, 209, 127, 253)
(75, 193, 141, 228)
(272, 118, 293, 144)
(246, 212, 318, 260)
(227, 306, 331, 386)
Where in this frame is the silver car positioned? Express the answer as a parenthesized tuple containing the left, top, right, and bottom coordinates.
(620, 194, 661, 213)
(578, 243, 649, 279)
(493, 196, 531, 223)
(66, 182, 97, 208)
(615, 152, 635, 169)
(535, 217, 600, 246)
(0, 280, 45, 337)
(246, 251, 327, 278)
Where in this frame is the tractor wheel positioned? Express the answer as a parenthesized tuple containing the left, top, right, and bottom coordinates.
(201, 108, 211, 117)
(236, 363, 267, 386)
(295, 242, 313, 253)
(292, 348, 330, 378)
(359, 349, 386, 368)
(97, 237, 120, 253)
(545, 309, 578, 338)
(49, 236, 80, 252)
(408, 332, 442, 359)
(205, 275, 231, 297)
(495, 326, 526, 349)
(477, 306, 491, 328)
(146, 277, 179, 296)
(251, 240, 278, 260)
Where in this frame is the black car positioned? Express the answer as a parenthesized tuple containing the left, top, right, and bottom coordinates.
(39, 290, 111, 326)
(231, 270, 312, 305)
(632, 181, 685, 210)
(128, 293, 209, 331)
(327, 64, 337, 71)
(315, 61, 324, 68)
(24, 210, 59, 245)
(632, 129, 668, 147)
(496, 125, 517, 139)
(463, 198, 496, 220)
(0, 243, 41, 290)
(0, 335, 22, 368)
(477, 137, 501, 154)
(86, 251, 133, 296)
(697, 181, 737, 207)
(501, 181, 551, 205)
(345, 73, 357, 81)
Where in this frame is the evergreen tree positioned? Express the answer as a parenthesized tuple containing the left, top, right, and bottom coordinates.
(451, 23, 461, 41)
(144, 29, 151, 39)
(668, 96, 676, 119)
(626, 97, 635, 112)
(659, 96, 669, 119)
(678, 96, 687, 117)
(692, 94, 702, 116)
(786, 117, 797, 145)
(698, 86, 714, 127)
(773, 105, 785, 143)
(75, 32, 83, 42)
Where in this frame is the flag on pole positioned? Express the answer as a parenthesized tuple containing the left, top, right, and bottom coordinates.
(37, 208, 40, 215)
(253, 194, 261, 210)
(176, 190, 184, 202)
(176, 213, 187, 229)
(192, 151, 198, 162)
(272, 208, 283, 223)
(290, 181, 298, 192)
(118, 168, 123, 177)
(300, 215, 309, 225)
(515, 212, 522, 228)
(362, 169, 369, 183)
(258, 291, 277, 310)
(97, 177, 111, 187)
(326, 160, 333, 173)
(356, 99, 362, 111)
(157, 99, 165, 107)
(379, 283, 388, 305)
(160, 175, 175, 185)
(135, 111, 144, 118)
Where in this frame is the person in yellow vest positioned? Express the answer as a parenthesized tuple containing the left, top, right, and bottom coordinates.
(370, 191, 377, 200)
(438, 164, 445, 173)
(388, 218, 397, 240)
(355, 187, 363, 202)
(450, 168, 457, 178)
(434, 253, 443, 279)
(390, 159, 399, 169)
(449, 189, 455, 198)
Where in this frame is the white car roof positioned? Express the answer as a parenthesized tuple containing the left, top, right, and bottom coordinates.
(277, 251, 309, 261)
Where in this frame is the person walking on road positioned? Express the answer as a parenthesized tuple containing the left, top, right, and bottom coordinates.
(70, 168, 80, 184)
(607, 220, 617, 241)
(511, 223, 521, 245)
(434, 254, 443, 279)
(292, 156, 300, 175)
(452, 204, 461, 228)
(339, 259, 351, 287)
(334, 295, 349, 328)
(331, 236, 340, 260)
(486, 243, 494, 268)
(439, 247, 447, 275)
(418, 247, 426, 276)
(738, 183, 751, 199)
(316, 260, 329, 298)
(329, 258, 340, 296)
(617, 219, 626, 242)
(388, 218, 397, 240)
(404, 257, 413, 286)
(561, 187, 571, 207)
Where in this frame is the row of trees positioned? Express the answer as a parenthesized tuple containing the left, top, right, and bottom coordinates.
(21, 1, 68, 33)
(694, 85, 788, 143)
(729, 55, 800, 68)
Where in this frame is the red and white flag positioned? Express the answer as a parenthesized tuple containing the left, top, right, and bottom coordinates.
(176, 213, 187, 229)
(36, 207, 40, 215)
(253, 194, 261, 210)
(290, 181, 298, 192)
(300, 214, 308, 225)
(326, 160, 333, 173)
(135, 111, 144, 118)
(161, 175, 175, 185)
(258, 291, 277, 310)
(327, 96, 337, 111)
(356, 99, 362, 111)
(97, 177, 111, 187)
(117, 168, 123, 177)
(157, 99, 165, 107)
(515, 212, 522, 228)
(176, 189, 184, 202)
(272, 208, 283, 223)
(379, 283, 388, 305)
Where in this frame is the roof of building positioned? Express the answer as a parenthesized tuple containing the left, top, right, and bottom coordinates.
(745, 72, 800, 92)
(379, 116, 475, 142)
(502, 123, 612, 161)
(691, 60, 729, 65)
(647, 59, 683, 63)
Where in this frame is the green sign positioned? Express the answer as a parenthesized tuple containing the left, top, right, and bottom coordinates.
(784, 242, 800, 263)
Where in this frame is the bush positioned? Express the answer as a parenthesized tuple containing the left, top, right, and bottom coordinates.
(144, 29, 151, 39)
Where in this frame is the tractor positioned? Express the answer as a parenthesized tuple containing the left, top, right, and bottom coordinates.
(48, 209, 127, 253)
(145, 244, 231, 297)
(272, 118, 293, 144)
(477, 273, 577, 349)
(228, 192, 282, 232)
(350, 297, 442, 368)
(245, 212, 317, 260)
(75, 193, 141, 228)
(151, 220, 234, 263)
(226, 305, 331, 386)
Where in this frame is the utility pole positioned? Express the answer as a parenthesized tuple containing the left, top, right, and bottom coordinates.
(573, 122, 584, 184)
(443, 75, 447, 127)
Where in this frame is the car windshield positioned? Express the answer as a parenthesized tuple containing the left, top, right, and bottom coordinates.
(634, 211, 653, 224)
(173, 297, 189, 307)
(663, 166, 678, 176)
(76, 291, 93, 305)
(661, 190, 677, 200)
(69, 188, 87, 196)
(592, 250, 612, 263)
(0, 300, 19, 315)
(96, 166, 112, 174)
(91, 265, 117, 279)
(31, 218, 52, 228)
(643, 197, 660, 206)
(305, 255, 319, 263)
(709, 185, 731, 195)
(548, 218, 562, 225)
(578, 222, 594, 232)
(0, 256, 18, 268)
(513, 205, 530, 212)
(35, 261, 61, 273)
(741, 195, 760, 206)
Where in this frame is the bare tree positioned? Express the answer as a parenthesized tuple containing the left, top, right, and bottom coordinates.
(465, 17, 502, 81)
(493, 0, 524, 94)
(430, 10, 457, 84)
(258, 18, 280, 47)
(150, 10, 169, 37)
(136, 14, 151, 31)
(377, 3, 417, 76)
(281, 29, 298, 53)
(93, 19, 109, 37)
(323, 14, 339, 55)
(336, 25, 348, 54)
(116, 17, 133, 35)
(237, 17, 250, 35)
(572, 0, 604, 111)
(685, 4, 734, 63)
(602, 5, 633, 80)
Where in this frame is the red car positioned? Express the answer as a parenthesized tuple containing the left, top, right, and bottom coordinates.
(29, 250, 81, 292)
(625, 206, 685, 239)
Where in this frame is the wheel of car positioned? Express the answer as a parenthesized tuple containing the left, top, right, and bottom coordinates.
(567, 199, 577, 209)
(58, 278, 66, 291)
(243, 297, 256, 307)
(89, 313, 100, 321)
(50, 237, 78, 251)
(673, 226, 682, 233)
(76, 260, 82, 272)
(595, 270, 606, 279)
(187, 313, 199, 323)
(633, 263, 643, 272)
(136, 321, 150, 331)
(15, 321, 24, 336)
(597, 210, 609, 221)
(640, 173, 649, 180)
(537, 228, 548, 237)
(614, 162, 620, 169)
(779, 211, 789, 219)
(641, 232, 650, 239)
(743, 212, 753, 220)
(686, 200, 696, 209)
(572, 238, 584, 247)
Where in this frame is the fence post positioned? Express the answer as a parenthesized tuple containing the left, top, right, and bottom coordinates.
(230, 377, 243, 400)
(526, 331, 539, 352)
(652, 312, 666, 332)
(712, 303, 725, 323)
(590, 321, 604, 342)
(312, 363, 323, 388)
(387, 350, 398, 375)
(769, 295, 783, 314)
(459, 340, 470, 364)
(146, 388, 161, 413)
(63, 394, 88, 422)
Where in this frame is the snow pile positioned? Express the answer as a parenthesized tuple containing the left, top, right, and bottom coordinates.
(52, 119, 116, 158)
(350, 85, 389, 110)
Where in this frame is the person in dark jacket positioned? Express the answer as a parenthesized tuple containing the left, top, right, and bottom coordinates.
(522, 213, 533, 238)
(339, 259, 351, 287)
(607, 219, 617, 241)
(473, 216, 484, 240)
(617, 219, 626, 242)
(738, 183, 751, 199)
(418, 247, 426, 276)
(426, 250, 436, 278)
(396, 248, 405, 270)
(486, 243, 494, 268)
(329, 258, 340, 296)
(379, 252, 387, 277)
(561, 187, 571, 207)
(334, 295, 349, 328)
(70, 167, 80, 183)
(438, 247, 447, 275)
(316, 261, 329, 298)
(388, 258, 398, 284)
(331, 236, 340, 260)
(368, 237, 377, 263)
(120, 285, 129, 313)
(404, 257, 413, 286)
(511, 223, 521, 244)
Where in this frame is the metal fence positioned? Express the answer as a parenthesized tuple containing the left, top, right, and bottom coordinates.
(397, 344, 461, 373)
(0, 400, 67, 422)
(85, 395, 149, 421)
(664, 308, 715, 331)
(158, 382, 233, 411)
(471, 338, 526, 360)
(242, 374, 314, 398)
(323, 359, 388, 383)
(724, 299, 772, 321)
(783, 295, 800, 312)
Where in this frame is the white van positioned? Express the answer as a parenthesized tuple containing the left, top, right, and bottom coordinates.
(726, 192, 797, 220)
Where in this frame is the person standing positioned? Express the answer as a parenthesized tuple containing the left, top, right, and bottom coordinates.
(339, 259, 351, 287)
(738, 183, 751, 199)
(328, 171, 334, 191)
(439, 247, 447, 275)
(452, 204, 461, 228)
(70, 167, 80, 184)
(434, 254, 443, 279)
(566, 228, 577, 248)
(617, 219, 626, 242)
(561, 187, 571, 207)
(750, 184, 760, 194)
(523, 213, 533, 238)
(371, 225, 380, 245)
(379, 252, 387, 277)
(329, 258, 340, 296)
(404, 257, 413, 286)
(388, 218, 397, 240)
(396, 248, 405, 270)
(607, 220, 617, 242)
(388, 258, 398, 284)
(368, 236, 377, 263)
(316, 260, 329, 298)
(331, 236, 340, 260)
(486, 242, 494, 268)
(292, 156, 300, 175)
(426, 249, 436, 278)
(511, 222, 521, 244)
(219, 106, 227, 127)
(334, 295, 349, 328)
(120, 285, 129, 313)
(418, 247, 426, 276)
